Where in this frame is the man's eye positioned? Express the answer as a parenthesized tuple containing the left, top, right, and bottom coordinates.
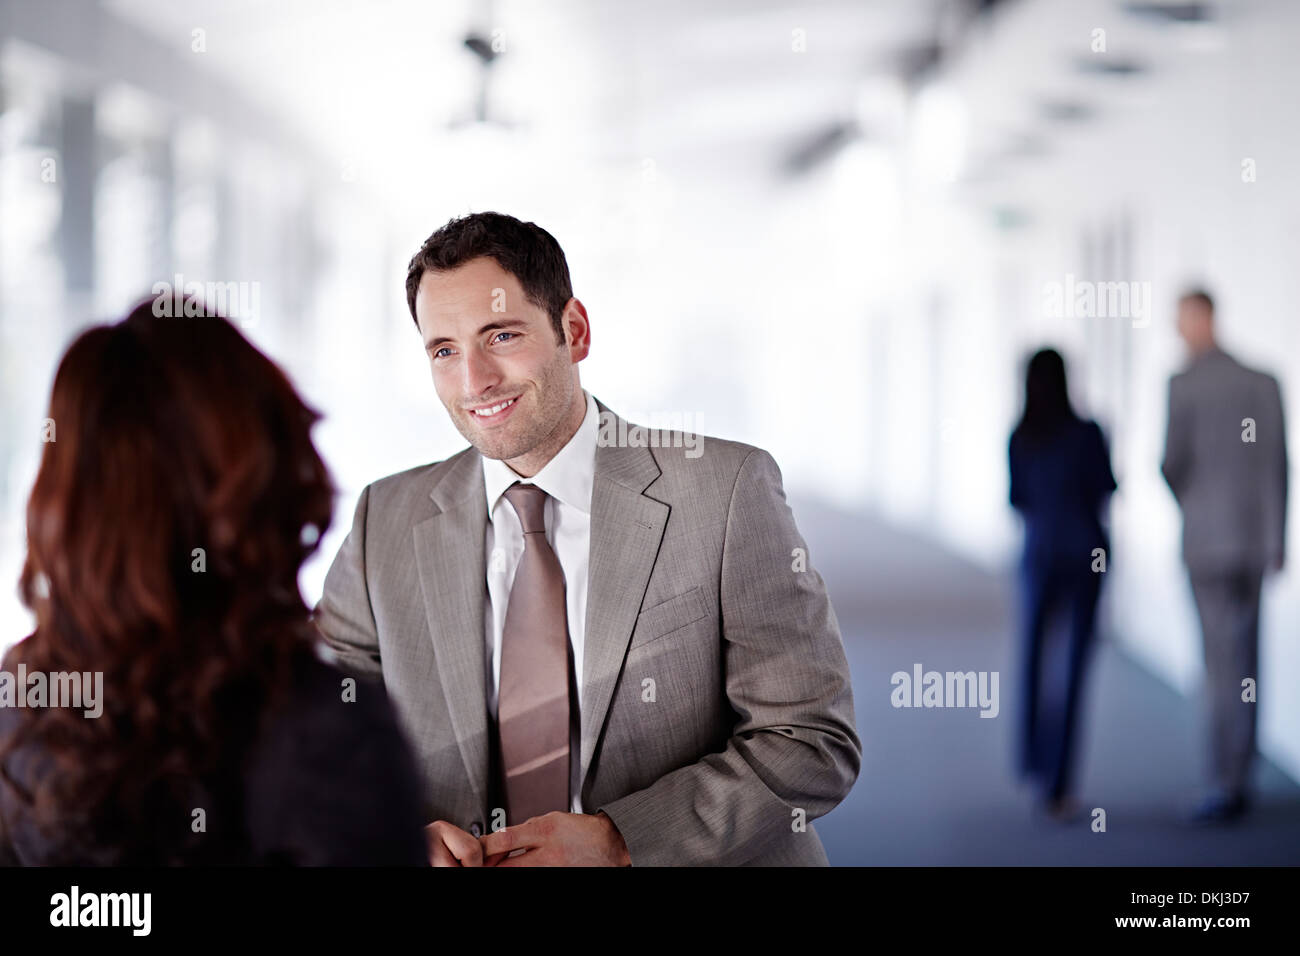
(433, 347, 451, 359)
(493, 332, 515, 344)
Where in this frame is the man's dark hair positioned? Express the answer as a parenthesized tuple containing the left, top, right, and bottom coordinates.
(1179, 288, 1215, 316)
(405, 211, 572, 345)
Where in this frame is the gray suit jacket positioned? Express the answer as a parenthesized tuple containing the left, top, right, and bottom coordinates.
(1161, 346, 1288, 574)
(312, 396, 861, 865)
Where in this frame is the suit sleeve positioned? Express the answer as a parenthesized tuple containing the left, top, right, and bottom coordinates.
(1091, 422, 1118, 505)
(1008, 434, 1026, 510)
(596, 448, 863, 865)
(1264, 375, 1288, 568)
(311, 485, 384, 680)
(1161, 376, 1190, 501)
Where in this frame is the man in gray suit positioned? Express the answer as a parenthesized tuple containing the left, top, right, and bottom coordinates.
(312, 211, 861, 865)
(1161, 289, 1288, 824)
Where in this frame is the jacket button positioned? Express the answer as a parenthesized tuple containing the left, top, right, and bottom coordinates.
(469, 821, 483, 837)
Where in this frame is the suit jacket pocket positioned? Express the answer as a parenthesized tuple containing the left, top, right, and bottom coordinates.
(630, 585, 711, 649)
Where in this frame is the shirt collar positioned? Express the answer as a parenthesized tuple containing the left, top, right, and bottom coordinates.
(482, 388, 598, 518)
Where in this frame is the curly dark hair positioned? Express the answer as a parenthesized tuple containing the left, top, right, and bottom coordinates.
(0, 300, 335, 863)
(404, 210, 572, 345)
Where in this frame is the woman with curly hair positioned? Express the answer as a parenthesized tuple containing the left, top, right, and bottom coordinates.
(0, 301, 427, 865)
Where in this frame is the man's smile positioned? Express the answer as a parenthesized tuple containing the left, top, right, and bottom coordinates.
(467, 394, 521, 424)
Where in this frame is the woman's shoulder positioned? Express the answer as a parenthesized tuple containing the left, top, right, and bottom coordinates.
(1041, 416, 1104, 445)
(246, 639, 421, 793)
(242, 642, 426, 864)
(1076, 417, 1110, 447)
(266, 642, 404, 743)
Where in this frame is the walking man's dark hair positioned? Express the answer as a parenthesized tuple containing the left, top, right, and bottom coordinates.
(1179, 288, 1215, 316)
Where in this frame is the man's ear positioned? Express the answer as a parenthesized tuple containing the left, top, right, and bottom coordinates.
(562, 298, 591, 360)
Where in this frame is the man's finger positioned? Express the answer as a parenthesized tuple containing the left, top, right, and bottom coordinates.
(492, 847, 548, 867)
(428, 822, 483, 867)
(446, 826, 485, 866)
(479, 818, 538, 858)
(479, 827, 516, 858)
(426, 824, 454, 866)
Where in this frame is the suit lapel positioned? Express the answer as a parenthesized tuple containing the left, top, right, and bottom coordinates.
(579, 399, 669, 795)
(413, 447, 490, 808)
(412, 399, 669, 811)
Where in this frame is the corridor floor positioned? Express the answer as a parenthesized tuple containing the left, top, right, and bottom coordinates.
(790, 497, 1300, 865)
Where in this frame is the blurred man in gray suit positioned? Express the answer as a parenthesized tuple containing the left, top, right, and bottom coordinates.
(1161, 289, 1288, 824)
(312, 212, 861, 865)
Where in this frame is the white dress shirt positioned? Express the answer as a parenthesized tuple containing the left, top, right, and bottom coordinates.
(482, 387, 598, 814)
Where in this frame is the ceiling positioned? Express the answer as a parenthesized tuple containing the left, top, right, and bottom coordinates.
(102, 0, 950, 181)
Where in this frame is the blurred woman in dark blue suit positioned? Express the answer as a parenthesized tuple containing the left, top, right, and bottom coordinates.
(1009, 348, 1117, 822)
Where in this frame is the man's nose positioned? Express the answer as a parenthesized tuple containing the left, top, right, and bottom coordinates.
(462, 348, 500, 397)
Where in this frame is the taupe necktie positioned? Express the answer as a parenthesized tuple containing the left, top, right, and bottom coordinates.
(497, 482, 572, 825)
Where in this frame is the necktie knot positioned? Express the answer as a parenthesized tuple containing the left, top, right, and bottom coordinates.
(504, 482, 548, 534)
